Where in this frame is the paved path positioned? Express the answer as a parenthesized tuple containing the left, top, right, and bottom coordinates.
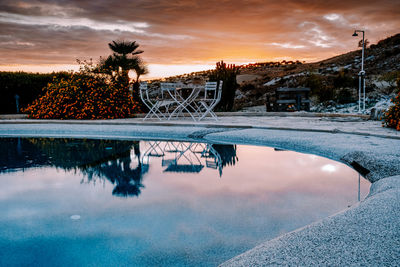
(1, 115, 399, 139)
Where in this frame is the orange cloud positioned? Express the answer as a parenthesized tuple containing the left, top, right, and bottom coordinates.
(0, 0, 399, 76)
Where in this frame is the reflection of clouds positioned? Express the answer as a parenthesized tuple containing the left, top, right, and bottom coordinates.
(0, 168, 63, 200)
(0, 139, 369, 204)
(5, 207, 39, 219)
(321, 164, 337, 173)
(139, 145, 370, 207)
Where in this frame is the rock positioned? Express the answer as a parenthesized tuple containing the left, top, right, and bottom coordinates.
(236, 74, 262, 84)
(264, 77, 281, 86)
(235, 90, 245, 100)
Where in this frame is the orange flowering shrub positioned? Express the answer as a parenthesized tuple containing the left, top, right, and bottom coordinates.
(383, 91, 400, 131)
(23, 74, 140, 119)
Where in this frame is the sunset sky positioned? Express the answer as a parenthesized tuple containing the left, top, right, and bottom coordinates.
(0, 0, 399, 78)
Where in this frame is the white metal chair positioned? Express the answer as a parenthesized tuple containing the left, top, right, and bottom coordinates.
(196, 80, 223, 121)
(140, 82, 176, 120)
(160, 82, 179, 117)
(160, 83, 177, 99)
(140, 82, 163, 120)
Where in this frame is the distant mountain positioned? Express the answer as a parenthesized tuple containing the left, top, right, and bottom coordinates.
(317, 33, 400, 74)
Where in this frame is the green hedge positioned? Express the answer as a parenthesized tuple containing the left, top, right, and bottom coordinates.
(0, 71, 69, 114)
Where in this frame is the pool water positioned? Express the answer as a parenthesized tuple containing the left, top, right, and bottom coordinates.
(0, 138, 370, 266)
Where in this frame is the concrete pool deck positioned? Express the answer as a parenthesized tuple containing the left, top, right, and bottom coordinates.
(1, 114, 399, 266)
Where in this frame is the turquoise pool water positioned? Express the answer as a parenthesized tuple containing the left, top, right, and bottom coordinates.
(0, 138, 370, 266)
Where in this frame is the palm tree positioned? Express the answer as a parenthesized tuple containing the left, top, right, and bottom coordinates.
(108, 40, 143, 56)
(130, 59, 149, 103)
(133, 60, 148, 84)
(100, 40, 146, 85)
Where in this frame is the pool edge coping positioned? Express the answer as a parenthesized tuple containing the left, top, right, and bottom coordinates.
(1, 119, 399, 140)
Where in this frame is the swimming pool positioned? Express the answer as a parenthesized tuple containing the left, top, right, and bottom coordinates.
(0, 138, 370, 266)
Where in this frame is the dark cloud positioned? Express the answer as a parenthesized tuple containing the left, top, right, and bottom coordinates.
(0, 0, 399, 71)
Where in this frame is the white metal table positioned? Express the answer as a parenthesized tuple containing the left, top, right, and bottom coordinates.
(167, 85, 203, 121)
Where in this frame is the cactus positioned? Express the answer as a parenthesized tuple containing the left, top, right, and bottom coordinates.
(209, 61, 240, 111)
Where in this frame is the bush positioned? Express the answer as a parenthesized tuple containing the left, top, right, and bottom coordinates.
(240, 83, 255, 92)
(379, 71, 400, 91)
(383, 91, 400, 131)
(303, 74, 334, 102)
(23, 73, 140, 119)
(336, 88, 354, 104)
(333, 71, 357, 89)
(0, 71, 69, 114)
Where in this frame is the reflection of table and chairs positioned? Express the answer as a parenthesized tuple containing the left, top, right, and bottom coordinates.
(141, 141, 224, 175)
(162, 142, 204, 173)
(139, 81, 223, 121)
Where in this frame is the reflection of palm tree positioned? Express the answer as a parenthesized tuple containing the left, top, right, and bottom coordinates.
(81, 142, 146, 197)
(203, 144, 238, 176)
(91, 157, 144, 197)
(212, 144, 238, 168)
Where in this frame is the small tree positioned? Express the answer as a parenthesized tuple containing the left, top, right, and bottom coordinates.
(358, 39, 370, 48)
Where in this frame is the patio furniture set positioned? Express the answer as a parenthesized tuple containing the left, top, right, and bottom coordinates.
(139, 81, 223, 121)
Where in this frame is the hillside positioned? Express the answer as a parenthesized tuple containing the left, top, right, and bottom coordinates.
(150, 33, 400, 112)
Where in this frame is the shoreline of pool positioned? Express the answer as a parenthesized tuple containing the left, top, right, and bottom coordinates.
(0, 117, 399, 266)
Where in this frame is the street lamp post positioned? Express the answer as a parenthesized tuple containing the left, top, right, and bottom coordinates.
(352, 30, 366, 113)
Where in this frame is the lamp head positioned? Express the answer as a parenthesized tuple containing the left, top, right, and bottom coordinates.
(352, 31, 358, 37)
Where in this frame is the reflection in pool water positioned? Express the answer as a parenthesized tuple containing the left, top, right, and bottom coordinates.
(0, 138, 369, 266)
